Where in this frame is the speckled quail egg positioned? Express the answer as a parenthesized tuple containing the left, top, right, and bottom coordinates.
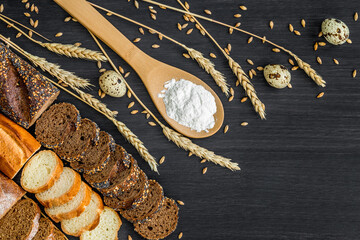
(321, 18, 349, 45)
(263, 64, 291, 89)
(99, 70, 127, 97)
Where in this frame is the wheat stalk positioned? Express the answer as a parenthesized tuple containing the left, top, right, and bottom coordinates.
(40, 43, 107, 62)
(28, 54, 93, 89)
(88, 2, 229, 96)
(89, 31, 238, 171)
(185, 46, 229, 96)
(110, 118, 158, 172)
(141, 0, 326, 87)
(227, 56, 266, 119)
(162, 126, 240, 171)
(177, 0, 264, 118)
(0, 14, 107, 62)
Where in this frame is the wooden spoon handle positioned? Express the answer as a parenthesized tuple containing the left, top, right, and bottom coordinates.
(54, 0, 155, 74)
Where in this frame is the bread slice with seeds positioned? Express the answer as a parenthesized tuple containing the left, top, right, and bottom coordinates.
(80, 206, 122, 240)
(70, 131, 115, 175)
(55, 118, 100, 162)
(61, 191, 104, 237)
(35, 102, 80, 148)
(21, 150, 63, 193)
(119, 180, 164, 222)
(134, 198, 179, 240)
(45, 182, 92, 222)
(36, 167, 81, 208)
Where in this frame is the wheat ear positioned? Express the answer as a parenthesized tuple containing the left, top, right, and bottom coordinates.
(88, 2, 229, 96)
(90, 31, 238, 171)
(227, 56, 266, 119)
(0, 14, 107, 62)
(185, 46, 229, 96)
(162, 126, 240, 171)
(141, 0, 326, 87)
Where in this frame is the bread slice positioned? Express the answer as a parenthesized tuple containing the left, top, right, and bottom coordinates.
(45, 182, 92, 222)
(21, 150, 63, 193)
(100, 149, 140, 197)
(71, 131, 115, 175)
(33, 217, 54, 240)
(35, 102, 81, 149)
(80, 206, 122, 240)
(104, 170, 149, 210)
(119, 180, 164, 222)
(134, 198, 179, 240)
(53, 227, 67, 240)
(0, 172, 25, 219)
(61, 191, 104, 237)
(0, 198, 41, 240)
(55, 118, 100, 162)
(36, 167, 81, 208)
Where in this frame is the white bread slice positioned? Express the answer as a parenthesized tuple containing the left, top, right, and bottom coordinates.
(45, 182, 92, 222)
(21, 150, 63, 193)
(80, 207, 122, 240)
(61, 191, 104, 237)
(36, 167, 81, 207)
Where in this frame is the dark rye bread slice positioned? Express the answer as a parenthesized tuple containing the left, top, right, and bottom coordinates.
(100, 148, 140, 197)
(70, 131, 115, 175)
(0, 198, 41, 240)
(33, 217, 54, 240)
(104, 170, 149, 210)
(134, 198, 179, 240)
(35, 102, 81, 148)
(53, 227, 67, 240)
(119, 180, 164, 222)
(83, 144, 121, 189)
(55, 118, 100, 162)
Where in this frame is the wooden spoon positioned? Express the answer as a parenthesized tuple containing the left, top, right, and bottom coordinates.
(54, 0, 224, 138)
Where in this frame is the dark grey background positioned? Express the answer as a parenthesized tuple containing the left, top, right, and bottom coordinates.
(3, 0, 360, 239)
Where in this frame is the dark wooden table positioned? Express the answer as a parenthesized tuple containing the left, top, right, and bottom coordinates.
(4, 0, 360, 239)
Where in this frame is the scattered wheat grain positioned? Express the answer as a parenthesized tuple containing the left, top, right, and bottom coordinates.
(128, 235, 132, 240)
(248, 36, 253, 43)
(134, 0, 139, 9)
(272, 48, 280, 52)
(148, 121, 156, 126)
(29, 18, 34, 26)
(355, 12, 359, 21)
(25, 3, 30, 9)
(333, 58, 339, 65)
(100, 92, 106, 98)
(202, 167, 208, 174)
(186, 28, 193, 34)
(287, 83, 292, 88)
(55, 32, 63, 37)
(234, 22, 241, 27)
(150, 13, 156, 20)
(318, 31, 323, 37)
(301, 19, 306, 28)
(269, 20, 274, 29)
(353, 69, 357, 78)
(294, 30, 301, 35)
(185, 1, 190, 9)
(289, 24, 294, 32)
(234, 13, 241, 18)
(204, 9, 212, 15)
(316, 92, 324, 98)
(159, 156, 165, 164)
(146, 113, 150, 119)
(30, 4, 34, 12)
(316, 56, 322, 65)
(182, 23, 188, 29)
(152, 44, 160, 48)
(314, 42, 318, 51)
(229, 28, 233, 34)
(239, 5, 247, 10)
(247, 59, 254, 65)
(248, 70, 253, 79)
(241, 97, 248, 102)
(131, 110, 138, 115)
(119, 66, 124, 74)
(64, 16, 71, 22)
(318, 42, 326, 46)
(241, 122, 248, 126)
(127, 90, 132, 98)
(288, 59, 295, 65)
(124, 72, 130, 78)
(228, 95, 234, 102)
(177, 200, 185, 205)
(347, 39, 352, 44)
(99, 68, 106, 73)
(209, 53, 216, 58)
(291, 66, 299, 70)
(224, 125, 229, 133)
(178, 232, 183, 239)
(16, 32, 22, 38)
(34, 6, 38, 14)
(133, 38, 141, 43)
(24, 12, 31, 17)
(128, 102, 135, 108)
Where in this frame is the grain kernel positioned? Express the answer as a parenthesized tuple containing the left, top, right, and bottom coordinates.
(148, 122, 156, 126)
(188, 152, 193, 157)
(224, 125, 229, 133)
(318, 31, 323, 37)
(291, 66, 299, 71)
(159, 156, 165, 164)
(152, 44, 160, 48)
(234, 14, 241, 18)
(289, 24, 294, 32)
(204, 9, 212, 15)
(333, 58, 339, 65)
(316, 92, 324, 98)
(64, 16, 71, 22)
(128, 102, 135, 108)
(247, 37, 253, 44)
(186, 28, 193, 34)
(318, 42, 326, 46)
(177, 200, 185, 205)
(257, 66, 264, 71)
(314, 42, 318, 51)
(294, 30, 301, 36)
(210, 53, 216, 58)
(228, 96, 234, 102)
(234, 22, 241, 28)
(139, 27, 144, 35)
(287, 83, 293, 88)
(241, 97, 248, 102)
(241, 122, 248, 126)
(301, 19, 306, 28)
(316, 56, 322, 65)
(352, 70, 357, 78)
(288, 59, 295, 65)
(200, 159, 206, 163)
(355, 12, 359, 21)
(55, 32, 63, 37)
(124, 72, 130, 78)
(127, 90, 132, 98)
(272, 48, 280, 52)
(239, 5, 247, 10)
(202, 167, 208, 174)
(133, 38, 141, 43)
(178, 232, 183, 239)
(247, 59, 254, 65)
(128, 235, 132, 240)
(346, 39, 352, 44)
(269, 20, 274, 29)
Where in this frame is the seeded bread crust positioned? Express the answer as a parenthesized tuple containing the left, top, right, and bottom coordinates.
(70, 131, 115, 175)
(55, 118, 100, 162)
(119, 180, 164, 223)
(21, 150, 64, 193)
(35, 103, 81, 149)
(104, 170, 149, 210)
(36, 168, 82, 208)
(100, 151, 140, 197)
(133, 198, 179, 240)
(45, 183, 92, 222)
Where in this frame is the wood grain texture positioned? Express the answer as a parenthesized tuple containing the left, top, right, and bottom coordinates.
(3, 0, 360, 239)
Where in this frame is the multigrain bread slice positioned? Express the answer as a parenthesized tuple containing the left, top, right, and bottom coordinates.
(36, 167, 81, 208)
(61, 191, 104, 237)
(80, 206, 122, 240)
(0, 198, 41, 240)
(35, 102, 81, 148)
(33, 217, 54, 240)
(104, 170, 149, 210)
(119, 180, 164, 222)
(83, 145, 121, 189)
(100, 148, 140, 197)
(53, 227, 67, 240)
(45, 182, 92, 222)
(55, 118, 100, 162)
(134, 198, 179, 240)
(21, 150, 63, 193)
(70, 131, 115, 175)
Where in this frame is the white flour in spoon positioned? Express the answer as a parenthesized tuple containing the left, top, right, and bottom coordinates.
(158, 79, 217, 132)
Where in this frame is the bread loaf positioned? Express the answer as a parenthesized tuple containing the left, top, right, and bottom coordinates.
(21, 150, 63, 193)
(0, 43, 59, 129)
(0, 172, 25, 219)
(0, 113, 41, 179)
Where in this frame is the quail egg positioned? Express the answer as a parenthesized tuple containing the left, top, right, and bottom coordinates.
(263, 64, 291, 89)
(99, 70, 127, 97)
(321, 18, 349, 45)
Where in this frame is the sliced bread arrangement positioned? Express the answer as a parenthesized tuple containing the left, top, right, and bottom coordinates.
(20, 150, 110, 238)
(35, 102, 179, 239)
